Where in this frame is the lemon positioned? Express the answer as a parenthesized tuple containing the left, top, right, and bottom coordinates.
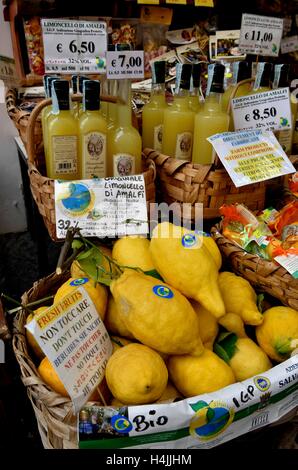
(54, 277, 108, 321)
(105, 343, 168, 405)
(105, 296, 135, 339)
(218, 272, 263, 326)
(111, 270, 204, 356)
(112, 236, 155, 271)
(71, 245, 114, 279)
(110, 335, 133, 353)
(219, 313, 247, 338)
(190, 301, 219, 349)
(200, 234, 222, 270)
(256, 306, 298, 362)
(110, 397, 126, 407)
(168, 349, 235, 398)
(26, 306, 48, 359)
(229, 338, 272, 381)
(156, 381, 182, 403)
(150, 222, 225, 318)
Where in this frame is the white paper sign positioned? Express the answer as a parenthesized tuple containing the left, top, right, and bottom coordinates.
(106, 51, 144, 79)
(281, 35, 298, 54)
(207, 130, 296, 188)
(239, 14, 283, 56)
(26, 284, 112, 413)
(232, 88, 292, 133)
(54, 176, 148, 239)
(41, 19, 107, 74)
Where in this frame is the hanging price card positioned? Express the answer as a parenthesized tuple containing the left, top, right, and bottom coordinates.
(195, 0, 214, 6)
(281, 35, 298, 54)
(106, 50, 144, 79)
(231, 88, 292, 133)
(239, 14, 283, 56)
(41, 19, 107, 74)
(207, 130, 295, 188)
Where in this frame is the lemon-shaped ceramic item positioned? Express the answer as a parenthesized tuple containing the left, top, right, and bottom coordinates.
(105, 343, 168, 405)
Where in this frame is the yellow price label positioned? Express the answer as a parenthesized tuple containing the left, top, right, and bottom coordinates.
(195, 0, 214, 6)
(138, 0, 160, 4)
(166, 0, 187, 4)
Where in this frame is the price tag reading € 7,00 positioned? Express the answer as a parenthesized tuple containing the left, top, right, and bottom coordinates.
(106, 51, 144, 80)
(239, 13, 283, 56)
(231, 88, 292, 133)
(41, 19, 107, 74)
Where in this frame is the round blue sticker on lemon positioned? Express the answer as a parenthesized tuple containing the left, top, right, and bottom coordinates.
(153, 285, 174, 299)
(182, 233, 198, 248)
(70, 278, 89, 287)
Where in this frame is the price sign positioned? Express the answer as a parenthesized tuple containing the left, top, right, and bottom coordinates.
(41, 19, 107, 74)
(232, 88, 292, 133)
(106, 51, 144, 79)
(281, 35, 298, 54)
(239, 14, 283, 56)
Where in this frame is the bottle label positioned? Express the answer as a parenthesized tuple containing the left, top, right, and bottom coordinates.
(83, 132, 106, 178)
(154, 124, 163, 151)
(175, 132, 193, 160)
(113, 153, 136, 176)
(52, 135, 78, 174)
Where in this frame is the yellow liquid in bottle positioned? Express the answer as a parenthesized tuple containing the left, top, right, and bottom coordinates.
(79, 110, 107, 179)
(142, 94, 167, 151)
(46, 110, 79, 180)
(107, 104, 142, 177)
(162, 96, 194, 160)
(192, 94, 230, 165)
(225, 82, 252, 130)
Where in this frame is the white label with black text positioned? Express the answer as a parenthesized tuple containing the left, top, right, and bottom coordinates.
(106, 51, 144, 79)
(239, 14, 283, 56)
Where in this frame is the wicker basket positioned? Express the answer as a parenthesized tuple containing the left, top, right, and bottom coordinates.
(211, 223, 298, 309)
(25, 95, 156, 242)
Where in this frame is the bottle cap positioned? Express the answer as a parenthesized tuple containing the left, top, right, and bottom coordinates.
(47, 76, 59, 99)
(71, 75, 78, 94)
(52, 80, 70, 111)
(175, 63, 192, 91)
(191, 63, 201, 89)
(152, 61, 166, 85)
(206, 63, 225, 94)
(232, 61, 251, 84)
(78, 76, 89, 93)
(83, 80, 100, 111)
(273, 64, 290, 89)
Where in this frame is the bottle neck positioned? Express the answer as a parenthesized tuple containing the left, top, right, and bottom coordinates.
(189, 86, 200, 98)
(117, 103, 132, 127)
(204, 92, 222, 109)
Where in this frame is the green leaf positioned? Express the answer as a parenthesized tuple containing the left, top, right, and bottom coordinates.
(214, 343, 231, 364)
(215, 332, 238, 362)
(257, 294, 265, 313)
(72, 239, 84, 250)
(144, 269, 164, 281)
(190, 400, 208, 413)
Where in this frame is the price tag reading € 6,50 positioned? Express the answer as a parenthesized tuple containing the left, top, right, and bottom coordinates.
(239, 13, 283, 56)
(106, 51, 144, 79)
(41, 19, 107, 74)
(231, 88, 292, 133)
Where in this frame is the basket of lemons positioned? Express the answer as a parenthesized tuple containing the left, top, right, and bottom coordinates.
(13, 225, 298, 449)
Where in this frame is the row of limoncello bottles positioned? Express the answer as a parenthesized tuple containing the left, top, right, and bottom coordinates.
(143, 60, 298, 164)
(42, 75, 142, 180)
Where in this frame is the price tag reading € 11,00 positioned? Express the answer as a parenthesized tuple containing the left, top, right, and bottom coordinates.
(239, 13, 283, 56)
(41, 19, 107, 74)
(106, 51, 144, 79)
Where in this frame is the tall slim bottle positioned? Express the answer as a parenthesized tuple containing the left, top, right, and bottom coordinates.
(107, 79, 142, 177)
(78, 80, 108, 179)
(46, 80, 79, 180)
(142, 60, 167, 151)
(273, 64, 296, 155)
(192, 63, 229, 165)
(249, 62, 272, 95)
(42, 75, 59, 160)
(222, 61, 252, 112)
(189, 63, 203, 113)
(162, 63, 194, 160)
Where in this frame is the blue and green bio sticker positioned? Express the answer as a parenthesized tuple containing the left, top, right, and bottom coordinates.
(70, 277, 89, 287)
(182, 233, 198, 248)
(111, 415, 133, 434)
(153, 285, 174, 299)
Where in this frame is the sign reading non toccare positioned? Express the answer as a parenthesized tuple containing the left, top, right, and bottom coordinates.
(232, 88, 292, 133)
(239, 14, 283, 56)
(25, 286, 112, 413)
(54, 176, 148, 239)
(207, 130, 295, 188)
(106, 51, 144, 79)
(41, 19, 107, 74)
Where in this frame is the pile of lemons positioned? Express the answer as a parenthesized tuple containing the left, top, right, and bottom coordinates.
(26, 222, 298, 407)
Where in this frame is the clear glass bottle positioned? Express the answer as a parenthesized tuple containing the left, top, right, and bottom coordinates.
(249, 62, 272, 95)
(107, 79, 142, 177)
(78, 80, 108, 179)
(142, 60, 167, 151)
(162, 63, 194, 160)
(46, 80, 79, 180)
(189, 63, 203, 113)
(192, 63, 230, 165)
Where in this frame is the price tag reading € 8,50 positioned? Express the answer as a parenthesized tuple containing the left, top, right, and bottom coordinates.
(41, 19, 107, 74)
(106, 51, 144, 79)
(239, 13, 283, 56)
(232, 88, 292, 133)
